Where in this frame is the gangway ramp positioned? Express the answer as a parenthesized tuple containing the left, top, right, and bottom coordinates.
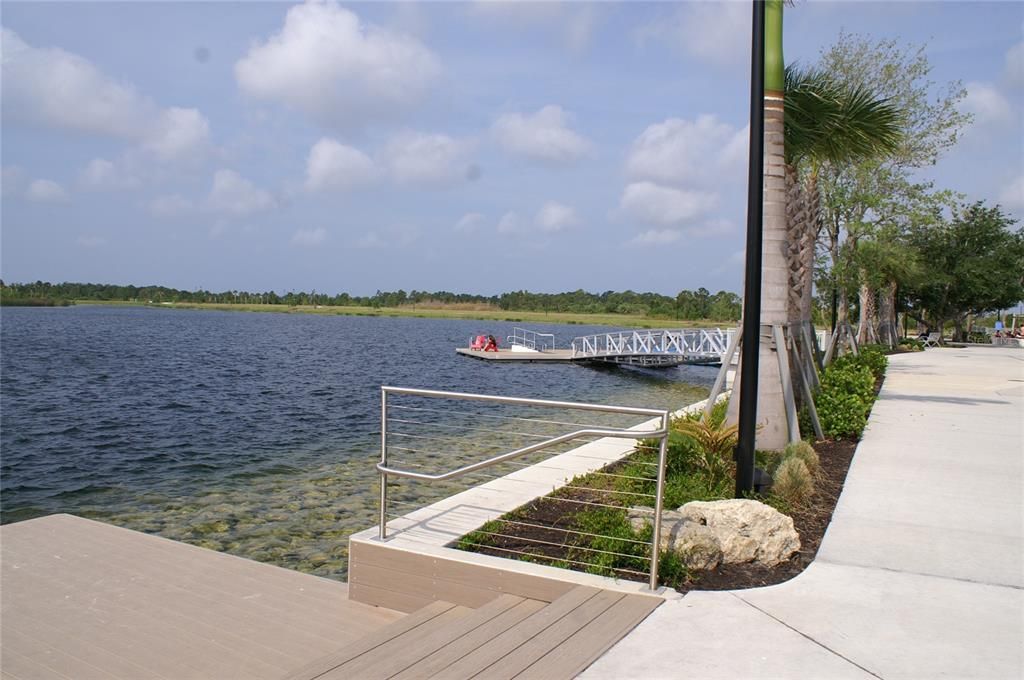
(456, 327, 735, 368)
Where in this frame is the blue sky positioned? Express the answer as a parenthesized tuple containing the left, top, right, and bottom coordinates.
(2, 1, 1021, 297)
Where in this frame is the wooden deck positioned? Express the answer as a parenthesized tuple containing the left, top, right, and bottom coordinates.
(455, 348, 577, 363)
(0, 514, 405, 680)
(284, 586, 661, 680)
(1, 515, 662, 679)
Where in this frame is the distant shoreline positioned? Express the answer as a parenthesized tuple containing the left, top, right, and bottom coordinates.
(67, 299, 734, 329)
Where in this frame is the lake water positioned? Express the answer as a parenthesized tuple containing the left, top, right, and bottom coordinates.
(0, 305, 716, 578)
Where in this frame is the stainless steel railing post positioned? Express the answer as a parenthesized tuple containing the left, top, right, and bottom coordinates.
(649, 411, 670, 591)
(379, 387, 389, 540)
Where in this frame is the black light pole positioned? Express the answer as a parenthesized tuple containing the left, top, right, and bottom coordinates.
(734, 0, 766, 498)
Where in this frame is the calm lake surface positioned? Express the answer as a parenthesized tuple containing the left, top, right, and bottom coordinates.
(1, 305, 716, 578)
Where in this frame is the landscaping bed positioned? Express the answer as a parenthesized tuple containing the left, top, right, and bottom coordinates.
(458, 346, 887, 593)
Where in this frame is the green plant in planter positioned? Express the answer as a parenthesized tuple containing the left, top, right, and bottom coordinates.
(783, 440, 820, 476)
(673, 412, 738, 492)
(772, 457, 814, 506)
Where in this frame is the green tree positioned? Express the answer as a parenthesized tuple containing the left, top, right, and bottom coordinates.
(903, 202, 1024, 340)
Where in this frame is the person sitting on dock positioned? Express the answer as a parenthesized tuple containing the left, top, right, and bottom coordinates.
(484, 334, 499, 352)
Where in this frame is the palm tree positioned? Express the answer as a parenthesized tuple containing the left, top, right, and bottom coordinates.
(783, 67, 902, 330)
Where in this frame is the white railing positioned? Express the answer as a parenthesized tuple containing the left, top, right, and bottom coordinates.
(506, 327, 556, 351)
(571, 328, 735, 364)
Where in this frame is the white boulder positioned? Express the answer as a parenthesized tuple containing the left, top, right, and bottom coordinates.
(678, 499, 800, 567)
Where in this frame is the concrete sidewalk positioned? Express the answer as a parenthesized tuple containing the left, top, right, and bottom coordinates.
(582, 346, 1023, 680)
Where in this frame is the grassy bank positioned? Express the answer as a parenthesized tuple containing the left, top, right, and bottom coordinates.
(75, 299, 737, 329)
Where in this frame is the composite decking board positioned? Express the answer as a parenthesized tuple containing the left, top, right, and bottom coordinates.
(389, 599, 549, 680)
(514, 594, 663, 680)
(0, 626, 124, 680)
(281, 600, 458, 680)
(6, 515, 358, 624)
(348, 581, 438, 614)
(0, 546, 321, 673)
(455, 349, 577, 363)
(429, 586, 602, 680)
(1, 516, 395, 643)
(1, 515, 407, 680)
(321, 595, 528, 680)
(1, 620, 167, 680)
(316, 606, 475, 680)
(349, 558, 510, 610)
(0, 647, 75, 680)
(350, 540, 575, 609)
(0, 572, 292, 679)
(466, 589, 625, 680)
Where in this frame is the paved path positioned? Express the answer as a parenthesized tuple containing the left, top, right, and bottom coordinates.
(582, 346, 1023, 680)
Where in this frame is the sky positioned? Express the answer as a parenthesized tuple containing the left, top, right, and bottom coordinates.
(2, 1, 1022, 297)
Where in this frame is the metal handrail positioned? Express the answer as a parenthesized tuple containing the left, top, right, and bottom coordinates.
(378, 386, 670, 590)
(506, 327, 556, 351)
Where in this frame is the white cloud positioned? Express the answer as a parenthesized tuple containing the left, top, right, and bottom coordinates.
(535, 201, 580, 232)
(2, 29, 210, 161)
(149, 194, 193, 218)
(492, 106, 592, 165)
(619, 181, 717, 228)
(1005, 41, 1024, 89)
(142, 108, 210, 162)
(628, 229, 681, 246)
(357, 231, 387, 249)
(626, 116, 747, 187)
(206, 169, 276, 216)
(80, 158, 140, 190)
(455, 212, 485, 233)
(383, 132, 475, 187)
(497, 211, 521, 234)
(962, 82, 1013, 125)
(305, 138, 379, 192)
(290, 227, 327, 247)
(235, 1, 441, 128)
(635, 3, 749, 67)
(26, 179, 68, 203)
(999, 175, 1024, 211)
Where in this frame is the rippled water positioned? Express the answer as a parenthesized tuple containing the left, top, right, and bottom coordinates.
(1, 305, 715, 577)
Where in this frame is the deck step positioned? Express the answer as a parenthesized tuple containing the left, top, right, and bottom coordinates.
(283, 586, 661, 680)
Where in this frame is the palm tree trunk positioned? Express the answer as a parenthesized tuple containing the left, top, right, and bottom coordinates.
(856, 275, 879, 345)
(878, 280, 898, 347)
(729, 0, 790, 451)
(785, 163, 806, 323)
(799, 171, 820, 323)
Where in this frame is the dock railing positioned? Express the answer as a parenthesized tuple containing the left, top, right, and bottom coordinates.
(571, 328, 734, 363)
(506, 327, 556, 351)
(376, 386, 671, 590)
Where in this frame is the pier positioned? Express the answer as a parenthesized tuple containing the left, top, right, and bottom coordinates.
(457, 327, 736, 367)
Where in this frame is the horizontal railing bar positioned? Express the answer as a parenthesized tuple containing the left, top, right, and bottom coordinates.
(388, 418, 580, 442)
(465, 530, 651, 561)
(459, 543, 649, 577)
(389, 404, 635, 432)
(496, 518, 651, 545)
(383, 386, 667, 418)
(378, 425, 666, 482)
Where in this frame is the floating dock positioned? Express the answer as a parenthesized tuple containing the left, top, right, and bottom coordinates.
(456, 348, 577, 363)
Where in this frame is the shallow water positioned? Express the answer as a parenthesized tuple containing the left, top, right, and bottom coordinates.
(1, 305, 716, 578)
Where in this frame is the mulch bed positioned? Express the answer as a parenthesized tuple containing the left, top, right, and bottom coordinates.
(461, 436, 858, 592)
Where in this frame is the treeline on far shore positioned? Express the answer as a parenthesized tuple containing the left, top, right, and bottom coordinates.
(0, 281, 742, 321)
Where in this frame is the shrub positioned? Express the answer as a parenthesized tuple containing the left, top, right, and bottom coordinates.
(816, 389, 869, 439)
(856, 346, 889, 379)
(772, 457, 814, 506)
(783, 440, 820, 477)
(673, 412, 738, 492)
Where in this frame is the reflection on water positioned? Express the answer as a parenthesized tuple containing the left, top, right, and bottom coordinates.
(1, 306, 717, 578)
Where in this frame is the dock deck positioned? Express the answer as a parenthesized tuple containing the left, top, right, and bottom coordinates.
(1, 514, 662, 679)
(455, 348, 577, 363)
(0, 514, 405, 679)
